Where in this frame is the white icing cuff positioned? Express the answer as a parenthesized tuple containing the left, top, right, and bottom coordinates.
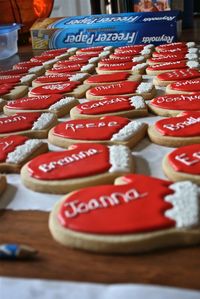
(188, 48, 199, 54)
(186, 42, 195, 48)
(129, 96, 146, 109)
(6, 140, 43, 164)
(69, 73, 87, 81)
(109, 145, 132, 173)
(98, 51, 110, 58)
(49, 97, 75, 111)
(81, 64, 93, 72)
(185, 53, 198, 60)
(187, 60, 200, 68)
(89, 57, 99, 64)
(132, 56, 145, 63)
(144, 44, 154, 49)
(56, 53, 69, 59)
(32, 113, 55, 130)
(104, 46, 113, 51)
(132, 63, 148, 71)
(136, 82, 153, 94)
(20, 74, 35, 83)
(29, 66, 44, 73)
(43, 59, 58, 66)
(0, 98, 5, 103)
(164, 181, 200, 228)
(111, 121, 146, 141)
(140, 49, 151, 55)
(67, 48, 78, 53)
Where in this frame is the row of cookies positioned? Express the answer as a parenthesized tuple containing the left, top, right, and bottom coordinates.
(0, 42, 200, 255)
(48, 42, 200, 253)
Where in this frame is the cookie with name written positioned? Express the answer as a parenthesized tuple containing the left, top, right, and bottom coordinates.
(86, 81, 155, 101)
(3, 95, 79, 117)
(46, 63, 95, 75)
(153, 69, 200, 87)
(53, 58, 97, 69)
(0, 74, 36, 86)
(32, 73, 89, 87)
(70, 96, 148, 119)
(111, 47, 152, 58)
(0, 83, 28, 100)
(13, 59, 57, 70)
(0, 135, 48, 173)
(148, 93, 200, 116)
(21, 143, 134, 194)
(58, 56, 100, 66)
(83, 72, 141, 86)
(155, 42, 195, 52)
(49, 173, 200, 253)
(166, 78, 200, 94)
(163, 144, 200, 185)
(76, 46, 113, 54)
(69, 51, 110, 61)
(0, 175, 6, 195)
(96, 62, 148, 75)
(148, 53, 198, 66)
(98, 55, 146, 66)
(146, 60, 200, 76)
(42, 47, 77, 56)
(152, 47, 199, 58)
(48, 115, 147, 149)
(0, 112, 57, 138)
(148, 111, 200, 147)
(11, 65, 46, 76)
(115, 44, 154, 53)
(28, 82, 89, 98)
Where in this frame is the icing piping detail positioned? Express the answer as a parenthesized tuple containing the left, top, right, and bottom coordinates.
(111, 121, 146, 141)
(165, 181, 200, 228)
(31, 113, 55, 130)
(109, 145, 132, 172)
(6, 139, 43, 164)
(132, 63, 148, 71)
(136, 82, 153, 94)
(49, 97, 75, 111)
(130, 96, 146, 109)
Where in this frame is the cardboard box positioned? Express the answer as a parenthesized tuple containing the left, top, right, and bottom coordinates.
(30, 11, 179, 50)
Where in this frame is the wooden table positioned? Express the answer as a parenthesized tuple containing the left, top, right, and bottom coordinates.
(0, 31, 200, 290)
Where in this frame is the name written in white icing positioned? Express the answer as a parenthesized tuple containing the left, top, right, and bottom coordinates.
(64, 188, 148, 218)
(163, 116, 200, 131)
(39, 148, 99, 172)
(80, 98, 128, 110)
(65, 121, 119, 132)
(0, 116, 26, 125)
(175, 152, 200, 166)
(156, 94, 200, 104)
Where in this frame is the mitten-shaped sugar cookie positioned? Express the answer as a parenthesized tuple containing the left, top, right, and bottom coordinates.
(3, 95, 79, 118)
(29, 82, 89, 98)
(49, 174, 200, 253)
(0, 112, 57, 138)
(163, 144, 200, 185)
(86, 81, 155, 101)
(148, 93, 200, 117)
(0, 135, 48, 173)
(148, 112, 200, 147)
(21, 143, 134, 194)
(70, 96, 148, 119)
(166, 78, 200, 94)
(48, 116, 147, 148)
(153, 69, 200, 87)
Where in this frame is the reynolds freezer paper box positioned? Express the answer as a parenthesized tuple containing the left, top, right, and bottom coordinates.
(30, 11, 179, 50)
